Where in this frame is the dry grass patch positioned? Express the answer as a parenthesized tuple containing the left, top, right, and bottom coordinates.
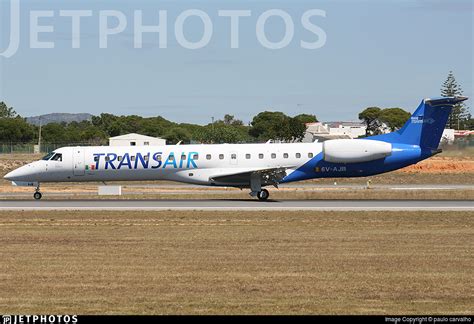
(0, 210, 472, 315)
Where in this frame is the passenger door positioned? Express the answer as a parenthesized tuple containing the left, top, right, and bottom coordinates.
(73, 147, 85, 176)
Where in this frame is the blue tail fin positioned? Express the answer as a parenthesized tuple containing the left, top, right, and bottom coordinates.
(369, 96, 468, 149)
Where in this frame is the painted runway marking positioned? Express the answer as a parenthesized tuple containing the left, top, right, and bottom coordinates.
(0, 207, 473, 211)
(0, 200, 472, 211)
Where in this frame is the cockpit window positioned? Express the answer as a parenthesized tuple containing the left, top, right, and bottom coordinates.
(42, 152, 55, 160)
(51, 153, 62, 161)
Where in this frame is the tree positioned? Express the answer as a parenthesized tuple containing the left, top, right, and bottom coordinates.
(41, 123, 68, 143)
(441, 71, 470, 129)
(195, 123, 251, 144)
(222, 114, 243, 126)
(287, 117, 307, 142)
(0, 117, 35, 142)
(0, 102, 17, 118)
(465, 118, 474, 130)
(164, 127, 191, 144)
(378, 108, 411, 131)
(249, 111, 306, 142)
(294, 114, 318, 124)
(358, 107, 382, 136)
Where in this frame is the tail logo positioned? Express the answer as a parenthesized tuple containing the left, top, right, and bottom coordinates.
(410, 116, 435, 124)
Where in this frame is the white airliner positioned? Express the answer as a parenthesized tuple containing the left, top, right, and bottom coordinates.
(4, 97, 467, 200)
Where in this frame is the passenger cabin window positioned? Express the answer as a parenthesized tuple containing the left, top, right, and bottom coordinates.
(231, 154, 237, 160)
(246, 154, 251, 159)
(156, 155, 162, 161)
(130, 142, 136, 146)
(206, 154, 212, 160)
(42, 152, 55, 161)
(219, 154, 224, 160)
(131, 156, 136, 162)
(51, 153, 62, 161)
(169, 155, 174, 161)
(181, 154, 186, 160)
(296, 153, 301, 158)
(271, 153, 276, 159)
(144, 142, 150, 146)
(259, 153, 264, 159)
(94, 155, 99, 162)
(192, 154, 199, 160)
(117, 156, 122, 161)
(283, 153, 289, 159)
(308, 153, 314, 158)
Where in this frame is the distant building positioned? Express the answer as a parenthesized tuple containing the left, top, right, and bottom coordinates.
(109, 133, 166, 146)
(454, 130, 474, 138)
(325, 121, 368, 139)
(303, 122, 330, 142)
(304, 121, 459, 146)
(303, 121, 368, 142)
(440, 129, 455, 145)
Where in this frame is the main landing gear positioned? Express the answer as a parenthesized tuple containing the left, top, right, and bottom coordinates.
(257, 189, 270, 201)
(250, 189, 270, 201)
(249, 173, 271, 201)
(33, 184, 42, 200)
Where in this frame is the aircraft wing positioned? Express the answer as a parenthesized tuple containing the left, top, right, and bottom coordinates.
(209, 166, 293, 187)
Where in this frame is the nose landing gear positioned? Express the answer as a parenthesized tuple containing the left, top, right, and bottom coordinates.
(33, 184, 42, 200)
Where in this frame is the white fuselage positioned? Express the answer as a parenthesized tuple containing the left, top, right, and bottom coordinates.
(8, 143, 322, 187)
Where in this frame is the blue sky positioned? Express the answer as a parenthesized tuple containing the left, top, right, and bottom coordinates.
(0, 0, 472, 124)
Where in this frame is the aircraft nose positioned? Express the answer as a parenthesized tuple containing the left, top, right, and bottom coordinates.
(4, 164, 36, 181)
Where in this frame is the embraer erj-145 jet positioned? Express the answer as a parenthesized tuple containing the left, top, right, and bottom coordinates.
(4, 96, 468, 200)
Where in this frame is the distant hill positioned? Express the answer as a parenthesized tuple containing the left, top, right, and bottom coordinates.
(26, 113, 94, 126)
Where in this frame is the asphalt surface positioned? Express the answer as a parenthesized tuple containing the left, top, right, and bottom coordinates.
(0, 199, 472, 211)
(1, 184, 472, 199)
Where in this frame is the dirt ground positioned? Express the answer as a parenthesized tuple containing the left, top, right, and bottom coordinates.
(0, 210, 472, 315)
(400, 156, 474, 174)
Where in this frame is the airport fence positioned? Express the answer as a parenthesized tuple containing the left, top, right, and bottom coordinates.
(0, 142, 102, 154)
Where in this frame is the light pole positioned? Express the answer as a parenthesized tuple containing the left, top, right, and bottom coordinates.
(297, 103, 303, 114)
(211, 117, 215, 144)
(38, 116, 42, 153)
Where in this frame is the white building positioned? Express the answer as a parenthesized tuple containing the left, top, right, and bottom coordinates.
(109, 133, 166, 146)
(325, 121, 367, 139)
(440, 129, 455, 145)
(303, 121, 368, 142)
(304, 122, 457, 146)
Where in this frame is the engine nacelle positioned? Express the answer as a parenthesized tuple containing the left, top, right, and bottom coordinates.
(323, 139, 392, 163)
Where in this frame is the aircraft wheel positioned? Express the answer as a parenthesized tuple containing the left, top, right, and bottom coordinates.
(257, 189, 269, 201)
(33, 192, 42, 200)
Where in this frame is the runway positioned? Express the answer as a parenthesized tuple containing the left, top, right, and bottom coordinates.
(0, 199, 472, 211)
